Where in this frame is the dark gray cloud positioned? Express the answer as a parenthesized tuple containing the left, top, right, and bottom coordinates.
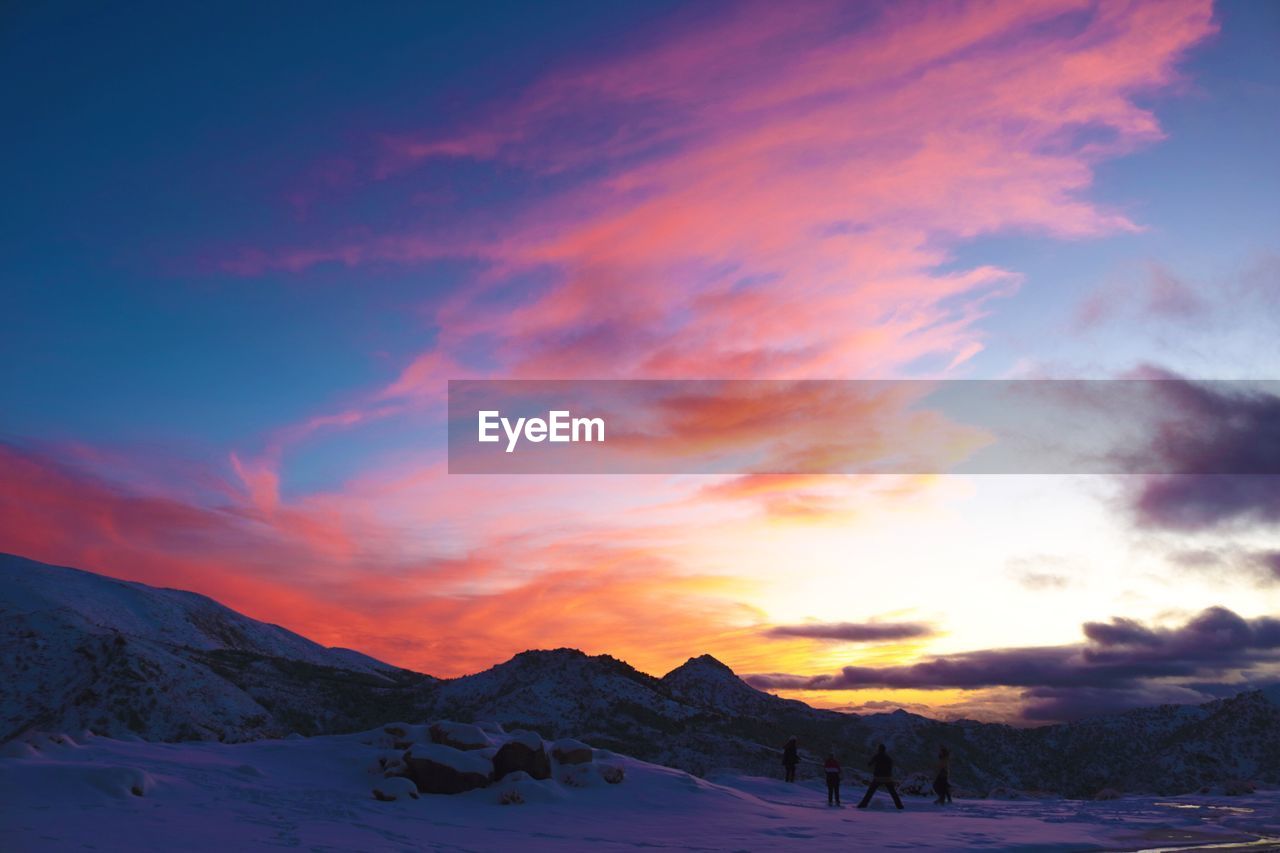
(1127, 373, 1280, 531)
(1169, 547, 1280, 586)
(746, 607, 1280, 721)
(763, 621, 934, 642)
(1256, 551, 1280, 581)
(1018, 683, 1211, 721)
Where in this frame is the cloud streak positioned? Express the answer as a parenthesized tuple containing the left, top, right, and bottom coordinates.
(764, 621, 935, 643)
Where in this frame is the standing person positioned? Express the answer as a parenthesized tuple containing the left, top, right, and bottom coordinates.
(856, 743, 904, 810)
(782, 736, 799, 783)
(933, 746, 952, 805)
(823, 752, 842, 806)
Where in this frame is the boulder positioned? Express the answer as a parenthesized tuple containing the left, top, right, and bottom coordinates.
(381, 722, 426, 750)
(0, 741, 38, 759)
(1224, 779, 1256, 796)
(493, 770, 565, 805)
(372, 776, 420, 802)
(493, 736, 551, 781)
(430, 721, 492, 751)
(597, 763, 625, 785)
(897, 771, 935, 797)
(551, 738, 593, 765)
(404, 743, 492, 794)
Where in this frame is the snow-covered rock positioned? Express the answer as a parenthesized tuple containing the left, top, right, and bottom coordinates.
(429, 721, 492, 751)
(404, 742, 493, 794)
(372, 776, 420, 801)
(551, 738, 592, 765)
(493, 733, 550, 781)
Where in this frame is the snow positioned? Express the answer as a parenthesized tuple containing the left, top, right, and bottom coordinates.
(2, 729, 1277, 852)
(506, 729, 544, 750)
(430, 720, 493, 750)
(404, 742, 493, 776)
(371, 776, 419, 801)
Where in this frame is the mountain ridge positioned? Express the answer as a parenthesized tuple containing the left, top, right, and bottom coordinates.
(3, 551, 1277, 797)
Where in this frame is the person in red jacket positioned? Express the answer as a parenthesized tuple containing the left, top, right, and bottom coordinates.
(823, 753, 842, 806)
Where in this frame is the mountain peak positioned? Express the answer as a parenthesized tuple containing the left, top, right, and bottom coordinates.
(668, 654, 735, 677)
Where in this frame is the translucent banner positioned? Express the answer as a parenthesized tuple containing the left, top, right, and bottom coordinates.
(446, 379, 1280, 475)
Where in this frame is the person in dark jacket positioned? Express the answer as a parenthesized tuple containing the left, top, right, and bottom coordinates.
(823, 753, 842, 805)
(856, 743, 904, 809)
(933, 746, 952, 805)
(782, 736, 799, 783)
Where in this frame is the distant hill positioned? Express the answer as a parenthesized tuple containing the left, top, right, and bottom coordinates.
(3, 552, 1277, 797)
(0, 553, 436, 742)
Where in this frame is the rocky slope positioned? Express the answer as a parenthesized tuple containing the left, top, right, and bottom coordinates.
(0, 553, 437, 742)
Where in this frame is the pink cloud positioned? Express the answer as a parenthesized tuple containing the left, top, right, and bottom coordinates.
(4, 2, 1224, 705)
(228, 0, 1216, 396)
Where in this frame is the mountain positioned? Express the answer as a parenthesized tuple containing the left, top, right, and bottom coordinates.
(0, 553, 437, 742)
(3, 552, 1277, 797)
(663, 653, 812, 717)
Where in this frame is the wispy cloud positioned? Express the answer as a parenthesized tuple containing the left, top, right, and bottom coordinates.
(764, 621, 935, 643)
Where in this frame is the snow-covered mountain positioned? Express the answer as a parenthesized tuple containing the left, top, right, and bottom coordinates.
(0, 553, 435, 743)
(3, 553, 1277, 797)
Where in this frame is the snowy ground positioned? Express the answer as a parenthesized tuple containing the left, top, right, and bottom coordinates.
(2, 730, 1277, 852)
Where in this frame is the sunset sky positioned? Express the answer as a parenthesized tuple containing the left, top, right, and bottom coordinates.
(3, 0, 1279, 723)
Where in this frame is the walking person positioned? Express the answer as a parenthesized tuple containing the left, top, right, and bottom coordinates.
(782, 736, 799, 783)
(933, 746, 952, 805)
(856, 743, 904, 810)
(824, 753, 842, 806)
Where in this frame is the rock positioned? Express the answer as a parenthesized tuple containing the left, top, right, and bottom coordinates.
(382, 723, 427, 750)
(430, 721, 492, 751)
(404, 743, 492, 794)
(551, 738, 593, 765)
(381, 753, 410, 778)
(1093, 788, 1123, 800)
(897, 771, 936, 797)
(493, 736, 551, 781)
(597, 763, 625, 784)
(372, 776, 420, 802)
(506, 729, 543, 750)
(0, 741, 38, 759)
(559, 763, 605, 788)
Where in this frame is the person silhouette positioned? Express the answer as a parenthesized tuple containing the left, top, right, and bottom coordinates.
(824, 752, 842, 806)
(933, 746, 952, 805)
(782, 736, 799, 783)
(856, 744, 904, 809)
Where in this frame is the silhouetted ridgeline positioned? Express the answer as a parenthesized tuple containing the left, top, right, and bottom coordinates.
(2, 553, 1277, 798)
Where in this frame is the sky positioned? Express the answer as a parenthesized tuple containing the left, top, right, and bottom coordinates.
(3, 0, 1279, 724)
